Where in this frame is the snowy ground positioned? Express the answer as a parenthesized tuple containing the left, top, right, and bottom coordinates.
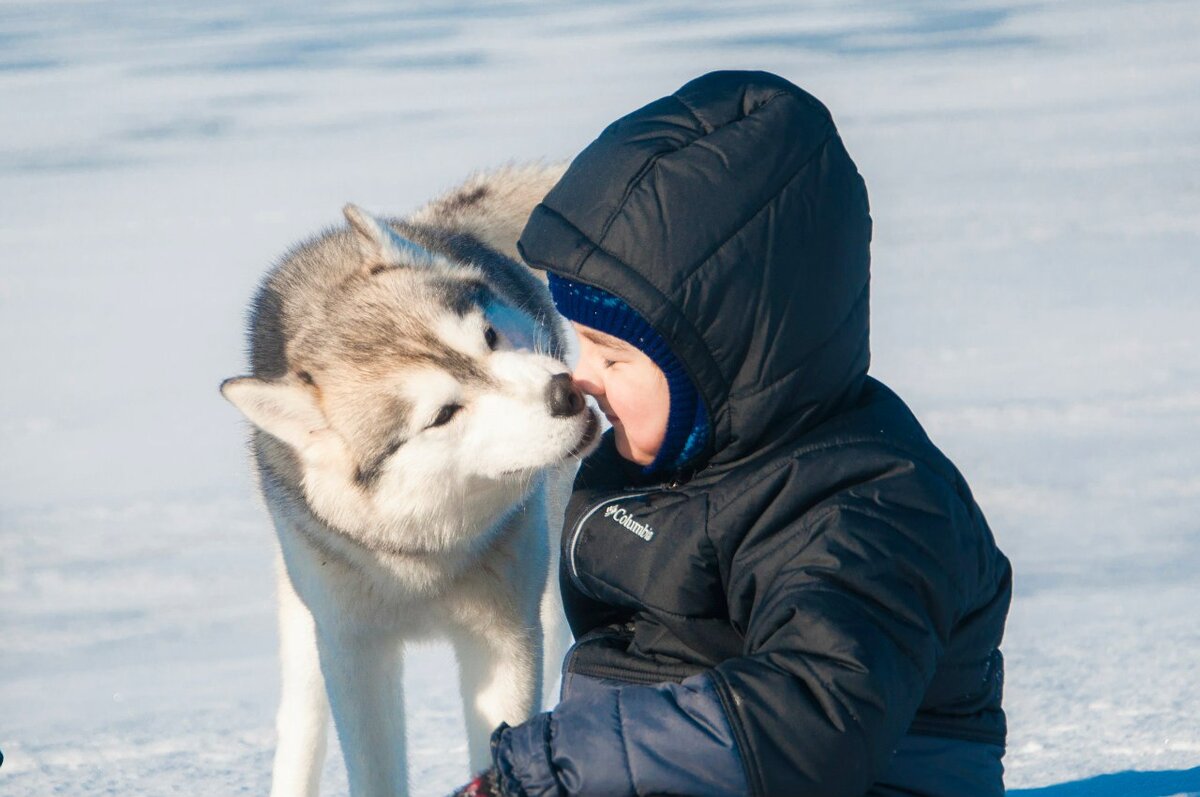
(1, 1, 1198, 795)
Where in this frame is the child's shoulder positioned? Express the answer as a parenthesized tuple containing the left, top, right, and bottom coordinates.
(807, 377, 962, 482)
(708, 377, 975, 519)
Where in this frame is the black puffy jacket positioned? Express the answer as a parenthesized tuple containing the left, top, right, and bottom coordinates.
(497, 70, 1011, 797)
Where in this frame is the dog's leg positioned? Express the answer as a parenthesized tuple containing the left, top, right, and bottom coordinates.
(450, 618, 541, 773)
(537, 551, 570, 709)
(271, 562, 330, 797)
(538, 462, 577, 708)
(316, 627, 407, 797)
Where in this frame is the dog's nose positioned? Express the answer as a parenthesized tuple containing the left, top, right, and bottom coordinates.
(546, 373, 585, 417)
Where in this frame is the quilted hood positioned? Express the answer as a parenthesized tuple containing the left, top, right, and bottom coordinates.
(518, 70, 873, 472)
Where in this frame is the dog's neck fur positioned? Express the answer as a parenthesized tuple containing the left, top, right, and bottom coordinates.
(260, 431, 535, 561)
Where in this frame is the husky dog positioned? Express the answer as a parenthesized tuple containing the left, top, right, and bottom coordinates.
(221, 164, 599, 797)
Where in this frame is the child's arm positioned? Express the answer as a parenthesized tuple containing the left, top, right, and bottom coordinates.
(702, 503, 966, 795)
(481, 484, 982, 797)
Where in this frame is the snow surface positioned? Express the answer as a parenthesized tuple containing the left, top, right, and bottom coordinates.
(1, 1, 1198, 794)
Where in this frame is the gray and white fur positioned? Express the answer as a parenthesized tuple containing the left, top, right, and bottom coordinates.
(221, 163, 598, 797)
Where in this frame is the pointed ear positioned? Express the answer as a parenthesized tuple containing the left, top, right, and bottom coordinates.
(343, 203, 446, 269)
(220, 375, 330, 450)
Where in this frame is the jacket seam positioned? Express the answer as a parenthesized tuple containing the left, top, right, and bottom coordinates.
(579, 569, 725, 624)
(727, 280, 869, 399)
(553, 89, 794, 279)
(549, 93, 836, 364)
(704, 495, 733, 630)
(909, 720, 1006, 747)
(720, 499, 964, 657)
(710, 669, 763, 797)
(762, 580, 946, 679)
(792, 641, 864, 725)
(673, 88, 791, 148)
(615, 690, 638, 797)
(812, 502, 972, 607)
(671, 92, 711, 133)
(706, 434, 882, 519)
(708, 435, 962, 522)
(674, 125, 837, 291)
(518, 204, 592, 272)
(579, 154, 664, 277)
(673, 87, 792, 136)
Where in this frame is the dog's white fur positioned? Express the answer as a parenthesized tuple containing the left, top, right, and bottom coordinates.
(222, 164, 595, 796)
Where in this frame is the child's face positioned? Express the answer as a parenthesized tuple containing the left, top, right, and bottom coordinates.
(570, 322, 670, 466)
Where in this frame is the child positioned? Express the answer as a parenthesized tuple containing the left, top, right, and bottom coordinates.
(451, 70, 1011, 797)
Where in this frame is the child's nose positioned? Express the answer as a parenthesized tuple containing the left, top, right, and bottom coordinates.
(569, 369, 602, 398)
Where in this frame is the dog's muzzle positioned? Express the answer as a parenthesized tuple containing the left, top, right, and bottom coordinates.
(567, 411, 601, 458)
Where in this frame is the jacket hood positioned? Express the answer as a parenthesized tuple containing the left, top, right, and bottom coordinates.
(518, 70, 873, 472)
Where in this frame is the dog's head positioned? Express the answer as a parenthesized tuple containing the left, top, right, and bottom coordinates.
(222, 205, 600, 551)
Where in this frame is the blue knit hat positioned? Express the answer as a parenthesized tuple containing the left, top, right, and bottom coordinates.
(547, 272, 709, 476)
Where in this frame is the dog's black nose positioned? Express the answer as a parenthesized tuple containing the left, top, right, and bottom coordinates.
(546, 373, 585, 417)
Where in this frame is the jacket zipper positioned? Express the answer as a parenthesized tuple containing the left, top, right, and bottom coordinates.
(566, 489, 659, 593)
(569, 661, 687, 686)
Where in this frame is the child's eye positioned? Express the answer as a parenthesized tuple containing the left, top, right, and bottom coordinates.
(603, 359, 617, 369)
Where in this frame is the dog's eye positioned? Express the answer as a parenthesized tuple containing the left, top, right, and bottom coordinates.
(428, 403, 462, 428)
(484, 326, 498, 350)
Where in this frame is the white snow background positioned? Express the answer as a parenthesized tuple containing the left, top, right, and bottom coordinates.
(1, 1, 1198, 795)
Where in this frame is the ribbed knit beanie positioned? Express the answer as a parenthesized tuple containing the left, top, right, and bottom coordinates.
(547, 272, 709, 476)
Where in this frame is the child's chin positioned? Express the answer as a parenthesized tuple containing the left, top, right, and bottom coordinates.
(613, 431, 656, 467)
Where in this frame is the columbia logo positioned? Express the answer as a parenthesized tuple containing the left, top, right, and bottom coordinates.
(603, 503, 654, 542)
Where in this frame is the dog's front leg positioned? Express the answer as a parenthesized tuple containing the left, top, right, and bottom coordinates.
(316, 626, 407, 797)
(450, 618, 541, 772)
(271, 564, 330, 797)
(537, 546, 571, 710)
(539, 462, 578, 709)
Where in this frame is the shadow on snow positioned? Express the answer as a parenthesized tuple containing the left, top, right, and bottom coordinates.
(1008, 766, 1200, 797)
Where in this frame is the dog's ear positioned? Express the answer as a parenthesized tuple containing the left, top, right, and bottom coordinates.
(343, 203, 446, 270)
(220, 374, 330, 450)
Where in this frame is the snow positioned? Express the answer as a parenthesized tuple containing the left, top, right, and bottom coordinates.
(1, 1, 1197, 794)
